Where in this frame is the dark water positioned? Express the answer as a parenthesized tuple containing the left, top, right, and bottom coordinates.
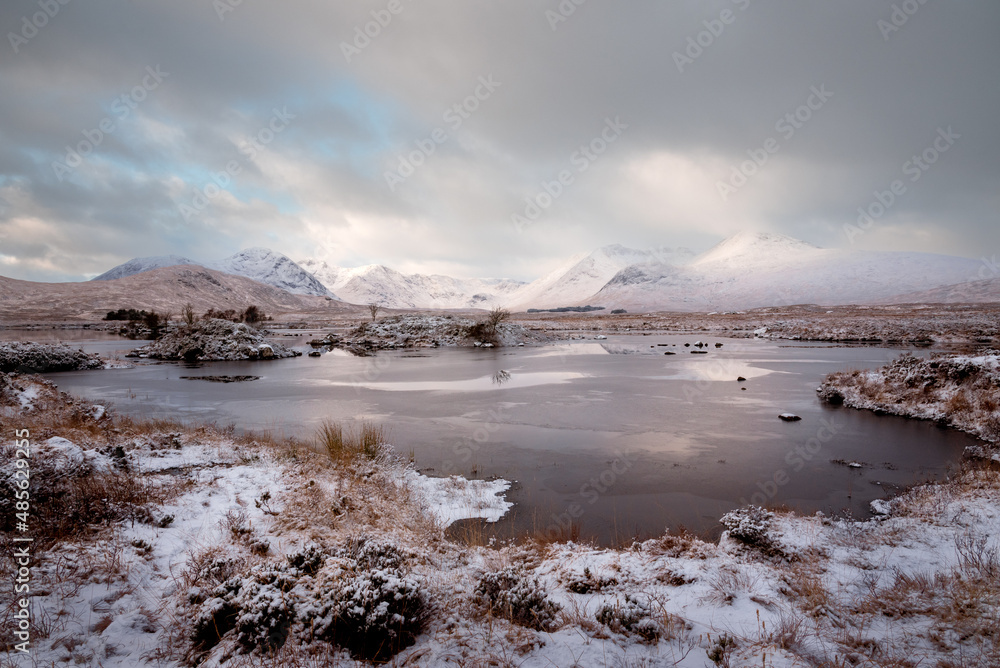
(35, 331, 978, 546)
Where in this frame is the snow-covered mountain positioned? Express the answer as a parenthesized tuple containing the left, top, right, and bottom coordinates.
(214, 248, 332, 298)
(90, 234, 988, 312)
(92, 249, 333, 298)
(505, 244, 695, 311)
(589, 232, 984, 312)
(92, 255, 199, 281)
(298, 259, 525, 309)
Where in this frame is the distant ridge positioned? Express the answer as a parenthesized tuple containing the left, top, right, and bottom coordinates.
(3, 265, 353, 321)
(93, 248, 333, 298)
(84, 233, 990, 312)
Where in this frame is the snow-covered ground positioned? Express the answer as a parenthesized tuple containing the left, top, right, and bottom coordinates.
(3, 359, 999, 667)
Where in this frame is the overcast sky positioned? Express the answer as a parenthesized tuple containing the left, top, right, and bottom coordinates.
(1, 1, 998, 282)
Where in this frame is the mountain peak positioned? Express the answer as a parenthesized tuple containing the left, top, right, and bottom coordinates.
(691, 232, 821, 268)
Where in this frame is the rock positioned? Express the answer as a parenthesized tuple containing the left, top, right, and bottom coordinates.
(691, 350, 708, 354)
(664, 352, 676, 355)
(870, 499, 892, 516)
(594, 335, 607, 340)
(308, 350, 322, 357)
(816, 386, 845, 405)
(715, 342, 723, 348)
(779, 413, 802, 422)
(737, 376, 747, 382)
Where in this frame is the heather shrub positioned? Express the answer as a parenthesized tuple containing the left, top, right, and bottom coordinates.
(596, 595, 661, 642)
(474, 566, 561, 631)
(721, 506, 774, 549)
(305, 568, 427, 662)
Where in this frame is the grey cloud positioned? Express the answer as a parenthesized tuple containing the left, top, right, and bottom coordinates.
(0, 0, 997, 282)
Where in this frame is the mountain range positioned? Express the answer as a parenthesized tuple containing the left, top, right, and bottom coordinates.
(81, 232, 997, 312)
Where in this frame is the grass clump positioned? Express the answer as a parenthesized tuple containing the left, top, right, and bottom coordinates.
(317, 420, 387, 463)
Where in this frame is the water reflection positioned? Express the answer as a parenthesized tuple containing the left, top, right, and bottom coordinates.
(492, 369, 512, 385)
(322, 370, 585, 392)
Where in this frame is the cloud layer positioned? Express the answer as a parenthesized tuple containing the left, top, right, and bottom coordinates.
(1, 0, 998, 281)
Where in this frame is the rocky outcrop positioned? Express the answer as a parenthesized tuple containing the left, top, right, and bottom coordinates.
(127, 319, 300, 361)
(0, 342, 104, 373)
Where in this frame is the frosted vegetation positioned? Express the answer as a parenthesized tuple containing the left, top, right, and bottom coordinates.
(127, 318, 299, 361)
(820, 350, 1000, 443)
(0, 342, 103, 373)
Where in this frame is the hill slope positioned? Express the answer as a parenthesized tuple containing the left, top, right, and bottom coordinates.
(2, 266, 348, 322)
(92, 249, 333, 298)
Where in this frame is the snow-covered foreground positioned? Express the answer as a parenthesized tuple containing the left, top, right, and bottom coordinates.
(2, 367, 999, 667)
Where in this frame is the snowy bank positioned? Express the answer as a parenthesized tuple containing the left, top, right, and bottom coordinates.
(819, 350, 1000, 445)
(0, 341, 103, 372)
(127, 318, 300, 361)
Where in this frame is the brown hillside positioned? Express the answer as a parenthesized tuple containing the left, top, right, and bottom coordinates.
(0, 265, 358, 322)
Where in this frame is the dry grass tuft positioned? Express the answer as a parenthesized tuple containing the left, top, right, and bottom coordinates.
(317, 420, 387, 463)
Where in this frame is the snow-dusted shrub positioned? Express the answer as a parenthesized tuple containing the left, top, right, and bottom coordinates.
(337, 535, 408, 571)
(595, 595, 660, 642)
(305, 568, 427, 662)
(286, 543, 326, 575)
(191, 565, 297, 653)
(721, 505, 774, 548)
(474, 567, 561, 631)
(233, 578, 295, 652)
(567, 566, 617, 594)
(192, 578, 241, 651)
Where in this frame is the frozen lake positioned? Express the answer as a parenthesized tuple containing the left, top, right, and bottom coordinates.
(37, 331, 977, 545)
